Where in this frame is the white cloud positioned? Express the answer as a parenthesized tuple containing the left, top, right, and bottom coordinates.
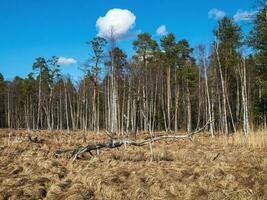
(57, 57, 77, 65)
(96, 8, 136, 39)
(208, 8, 226, 20)
(156, 25, 168, 36)
(233, 10, 257, 22)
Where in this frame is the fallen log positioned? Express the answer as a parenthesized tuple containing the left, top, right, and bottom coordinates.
(55, 120, 212, 161)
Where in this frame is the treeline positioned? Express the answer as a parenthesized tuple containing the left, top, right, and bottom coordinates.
(0, 4, 266, 135)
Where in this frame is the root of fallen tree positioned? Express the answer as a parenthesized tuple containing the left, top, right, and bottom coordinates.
(55, 121, 212, 161)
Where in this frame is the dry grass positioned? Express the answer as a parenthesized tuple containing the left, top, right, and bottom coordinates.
(0, 129, 266, 200)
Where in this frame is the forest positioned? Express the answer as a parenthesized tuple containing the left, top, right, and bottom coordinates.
(0, 4, 266, 136)
(0, 1, 266, 200)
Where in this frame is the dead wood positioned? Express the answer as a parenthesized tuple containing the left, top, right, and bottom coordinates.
(55, 120, 212, 161)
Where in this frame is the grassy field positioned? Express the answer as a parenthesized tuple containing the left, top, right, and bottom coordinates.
(0, 129, 266, 200)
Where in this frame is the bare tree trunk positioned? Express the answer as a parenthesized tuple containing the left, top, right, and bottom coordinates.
(236, 76, 240, 125)
(37, 69, 42, 130)
(186, 86, 192, 133)
(126, 78, 131, 134)
(226, 94, 236, 132)
(7, 88, 10, 129)
(218, 85, 222, 133)
(64, 80, 69, 133)
(211, 87, 215, 133)
(32, 102, 35, 130)
(121, 81, 126, 135)
(215, 42, 228, 134)
(68, 91, 75, 130)
(142, 86, 147, 132)
(110, 49, 118, 134)
(241, 58, 250, 135)
(92, 77, 97, 132)
(60, 88, 63, 130)
(97, 90, 100, 133)
(167, 66, 171, 131)
(152, 75, 158, 133)
(56, 101, 59, 130)
(203, 50, 214, 136)
(107, 77, 111, 131)
(161, 77, 167, 132)
(174, 67, 179, 132)
(82, 79, 87, 132)
(132, 95, 136, 133)
(43, 105, 50, 131)
(85, 97, 88, 131)
(51, 93, 54, 131)
(76, 93, 80, 129)
(196, 66, 202, 130)
(24, 99, 29, 131)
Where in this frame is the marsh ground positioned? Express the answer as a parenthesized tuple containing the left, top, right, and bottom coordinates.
(0, 129, 266, 200)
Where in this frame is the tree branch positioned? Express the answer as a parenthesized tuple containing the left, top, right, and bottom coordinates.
(55, 120, 213, 161)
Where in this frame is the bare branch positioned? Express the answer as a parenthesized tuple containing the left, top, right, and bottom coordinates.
(55, 120, 213, 161)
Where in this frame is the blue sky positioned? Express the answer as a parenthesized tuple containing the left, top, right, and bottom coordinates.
(0, 0, 256, 80)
